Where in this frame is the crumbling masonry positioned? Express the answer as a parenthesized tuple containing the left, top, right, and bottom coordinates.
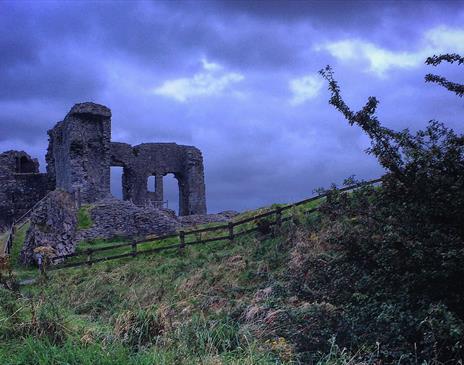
(0, 102, 207, 230)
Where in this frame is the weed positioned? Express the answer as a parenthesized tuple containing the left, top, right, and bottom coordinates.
(77, 206, 93, 230)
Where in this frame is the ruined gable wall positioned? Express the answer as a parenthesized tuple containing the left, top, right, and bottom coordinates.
(109, 142, 206, 215)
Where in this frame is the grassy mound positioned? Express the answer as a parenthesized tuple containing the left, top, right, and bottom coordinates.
(1, 218, 305, 364)
(1, 185, 462, 364)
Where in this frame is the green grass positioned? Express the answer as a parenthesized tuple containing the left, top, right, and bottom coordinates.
(6, 223, 38, 280)
(1, 196, 329, 364)
(11, 223, 29, 265)
(2, 221, 299, 364)
(77, 205, 93, 230)
(59, 195, 326, 269)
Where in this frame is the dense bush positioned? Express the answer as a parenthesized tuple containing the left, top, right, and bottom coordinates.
(283, 56, 464, 362)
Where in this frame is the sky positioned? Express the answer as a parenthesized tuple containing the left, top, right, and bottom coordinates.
(1, 0, 463, 214)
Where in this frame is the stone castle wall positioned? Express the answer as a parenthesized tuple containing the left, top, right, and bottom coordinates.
(110, 142, 206, 215)
(0, 151, 53, 230)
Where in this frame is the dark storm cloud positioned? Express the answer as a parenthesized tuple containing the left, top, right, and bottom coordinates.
(209, 0, 463, 30)
(1, 0, 463, 213)
(0, 2, 105, 102)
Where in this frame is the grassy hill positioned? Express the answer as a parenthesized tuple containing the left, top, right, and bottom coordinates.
(1, 185, 463, 364)
(1, 199, 339, 365)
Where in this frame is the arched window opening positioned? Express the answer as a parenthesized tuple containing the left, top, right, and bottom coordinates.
(164, 173, 179, 215)
(147, 175, 156, 192)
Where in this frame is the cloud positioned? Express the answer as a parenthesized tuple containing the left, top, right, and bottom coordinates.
(152, 59, 244, 102)
(425, 26, 464, 52)
(289, 74, 323, 105)
(319, 39, 422, 76)
(201, 58, 222, 72)
(318, 26, 464, 77)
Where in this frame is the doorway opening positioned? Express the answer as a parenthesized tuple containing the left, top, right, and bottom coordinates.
(164, 173, 179, 215)
(110, 166, 124, 199)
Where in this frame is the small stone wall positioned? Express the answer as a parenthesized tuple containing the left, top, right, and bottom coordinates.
(20, 194, 237, 265)
(75, 198, 181, 242)
(178, 211, 239, 227)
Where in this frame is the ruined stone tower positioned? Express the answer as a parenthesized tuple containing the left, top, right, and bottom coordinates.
(47, 103, 112, 204)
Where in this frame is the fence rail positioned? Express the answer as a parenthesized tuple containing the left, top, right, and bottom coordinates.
(47, 178, 382, 271)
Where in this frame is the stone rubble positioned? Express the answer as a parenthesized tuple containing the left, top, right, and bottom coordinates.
(20, 190, 77, 265)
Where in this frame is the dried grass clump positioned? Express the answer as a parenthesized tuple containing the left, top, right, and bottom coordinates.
(0, 255, 11, 272)
(288, 223, 343, 278)
(33, 245, 55, 258)
(114, 307, 164, 348)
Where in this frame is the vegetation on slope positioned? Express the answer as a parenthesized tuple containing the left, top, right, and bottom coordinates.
(1, 219, 321, 364)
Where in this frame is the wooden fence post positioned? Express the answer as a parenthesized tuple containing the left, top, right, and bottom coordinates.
(8, 234, 12, 255)
(7, 222, 15, 255)
(276, 207, 282, 228)
(228, 222, 234, 242)
(131, 240, 137, 257)
(86, 248, 93, 266)
(179, 231, 185, 253)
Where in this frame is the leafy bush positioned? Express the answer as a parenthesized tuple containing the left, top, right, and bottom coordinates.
(284, 55, 464, 362)
(255, 217, 273, 235)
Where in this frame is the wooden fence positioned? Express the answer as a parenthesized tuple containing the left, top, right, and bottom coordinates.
(48, 178, 382, 271)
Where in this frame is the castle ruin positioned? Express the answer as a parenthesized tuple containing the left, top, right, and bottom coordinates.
(0, 102, 207, 230)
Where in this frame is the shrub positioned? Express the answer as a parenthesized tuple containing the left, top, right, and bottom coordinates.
(255, 218, 273, 235)
(285, 55, 464, 362)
